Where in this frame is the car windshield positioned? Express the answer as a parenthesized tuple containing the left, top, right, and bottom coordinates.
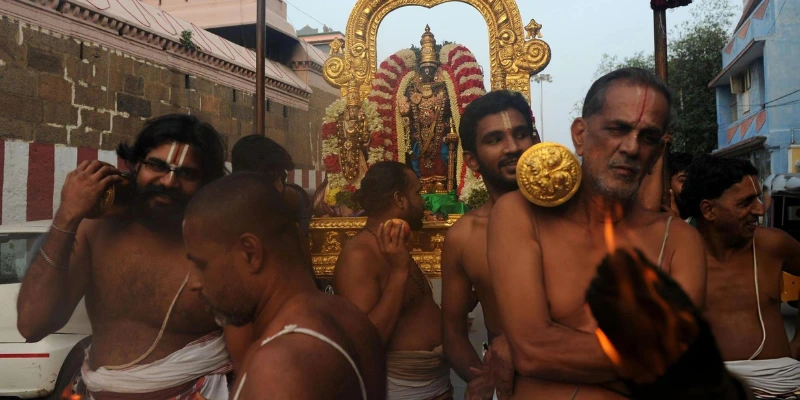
(0, 232, 45, 284)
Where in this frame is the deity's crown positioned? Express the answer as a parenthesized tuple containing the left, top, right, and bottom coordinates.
(419, 25, 438, 66)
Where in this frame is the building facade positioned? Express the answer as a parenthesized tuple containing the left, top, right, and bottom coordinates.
(709, 0, 800, 181)
(297, 25, 344, 55)
(0, 0, 332, 224)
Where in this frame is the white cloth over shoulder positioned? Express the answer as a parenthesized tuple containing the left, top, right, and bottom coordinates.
(726, 357, 800, 398)
(81, 331, 231, 399)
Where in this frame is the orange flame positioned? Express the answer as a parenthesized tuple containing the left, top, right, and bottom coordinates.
(604, 212, 616, 254)
(596, 328, 622, 367)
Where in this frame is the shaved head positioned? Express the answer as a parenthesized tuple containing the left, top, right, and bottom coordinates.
(185, 172, 295, 248)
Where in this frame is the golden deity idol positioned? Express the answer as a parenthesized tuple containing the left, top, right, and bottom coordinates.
(398, 26, 452, 193)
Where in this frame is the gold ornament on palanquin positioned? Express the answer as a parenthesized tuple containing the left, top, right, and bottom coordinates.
(516, 142, 581, 207)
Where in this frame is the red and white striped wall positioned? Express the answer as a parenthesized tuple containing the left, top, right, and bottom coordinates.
(0, 140, 324, 224)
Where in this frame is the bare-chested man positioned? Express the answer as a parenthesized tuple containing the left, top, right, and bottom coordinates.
(486, 68, 707, 399)
(441, 90, 539, 400)
(183, 172, 386, 399)
(681, 155, 800, 396)
(335, 161, 452, 400)
(17, 114, 234, 399)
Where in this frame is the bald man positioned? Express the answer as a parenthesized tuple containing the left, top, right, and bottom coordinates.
(182, 172, 387, 399)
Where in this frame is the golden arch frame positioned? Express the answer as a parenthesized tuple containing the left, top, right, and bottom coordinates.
(323, 0, 552, 101)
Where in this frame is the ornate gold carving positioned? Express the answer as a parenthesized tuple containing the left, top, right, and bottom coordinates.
(329, 37, 344, 55)
(525, 19, 542, 40)
(310, 216, 461, 277)
(321, 231, 342, 253)
(517, 143, 582, 207)
(430, 233, 445, 251)
(322, 0, 551, 101)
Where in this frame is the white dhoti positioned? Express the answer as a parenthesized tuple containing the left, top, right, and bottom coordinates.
(80, 331, 232, 400)
(726, 357, 800, 399)
(387, 345, 452, 400)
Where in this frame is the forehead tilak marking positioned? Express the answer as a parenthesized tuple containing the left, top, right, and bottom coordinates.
(748, 176, 763, 205)
(635, 86, 650, 127)
(501, 110, 513, 131)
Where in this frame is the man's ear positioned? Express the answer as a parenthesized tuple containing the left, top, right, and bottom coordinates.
(238, 233, 264, 274)
(571, 118, 587, 157)
(700, 199, 715, 222)
(393, 190, 405, 210)
(464, 151, 479, 173)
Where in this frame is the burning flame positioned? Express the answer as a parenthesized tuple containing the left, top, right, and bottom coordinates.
(596, 328, 622, 367)
(604, 212, 616, 254)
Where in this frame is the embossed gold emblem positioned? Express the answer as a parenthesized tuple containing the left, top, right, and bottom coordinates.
(516, 142, 582, 207)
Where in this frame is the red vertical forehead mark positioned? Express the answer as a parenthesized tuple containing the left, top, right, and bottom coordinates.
(635, 86, 650, 127)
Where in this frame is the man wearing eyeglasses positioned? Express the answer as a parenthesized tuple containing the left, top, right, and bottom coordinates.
(17, 114, 234, 399)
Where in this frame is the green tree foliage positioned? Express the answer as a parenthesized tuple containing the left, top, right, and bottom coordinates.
(577, 0, 737, 153)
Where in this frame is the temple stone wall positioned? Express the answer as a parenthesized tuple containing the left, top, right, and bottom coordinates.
(0, 14, 337, 169)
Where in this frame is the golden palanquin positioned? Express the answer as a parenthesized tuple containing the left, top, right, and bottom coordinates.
(310, 216, 461, 278)
(312, 0, 551, 277)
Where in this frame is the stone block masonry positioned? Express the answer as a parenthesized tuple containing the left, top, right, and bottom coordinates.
(0, 1, 339, 169)
(0, 0, 340, 223)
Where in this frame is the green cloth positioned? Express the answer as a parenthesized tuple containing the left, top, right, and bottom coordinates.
(422, 192, 468, 216)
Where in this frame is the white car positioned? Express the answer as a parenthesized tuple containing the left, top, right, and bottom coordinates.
(0, 220, 91, 399)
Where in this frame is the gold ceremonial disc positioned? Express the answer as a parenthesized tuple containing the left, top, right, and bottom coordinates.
(516, 142, 582, 207)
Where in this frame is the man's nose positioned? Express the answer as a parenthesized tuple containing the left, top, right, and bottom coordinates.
(619, 132, 641, 156)
(187, 269, 203, 292)
(753, 199, 766, 216)
(158, 170, 181, 188)
(503, 135, 522, 154)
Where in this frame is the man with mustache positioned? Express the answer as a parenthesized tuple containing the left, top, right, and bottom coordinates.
(183, 172, 387, 400)
(334, 161, 453, 399)
(440, 90, 539, 400)
(681, 155, 800, 397)
(17, 114, 234, 399)
(486, 68, 708, 399)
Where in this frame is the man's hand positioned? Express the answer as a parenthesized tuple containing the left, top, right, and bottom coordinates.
(466, 366, 495, 400)
(56, 160, 122, 229)
(486, 335, 514, 400)
(376, 220, 411, 275)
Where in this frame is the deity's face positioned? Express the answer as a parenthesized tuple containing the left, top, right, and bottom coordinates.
(134, 142, 204, 226)
(571, 82, 668, 202)
(467, 108, 536, 193)
(401, 169, 426, 230)
(701, 175, 764, 241)
(183, 217, 257, 328)
(419, 64, 438, 83)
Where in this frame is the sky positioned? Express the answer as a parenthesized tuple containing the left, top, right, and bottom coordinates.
(284, 0, 743, 150)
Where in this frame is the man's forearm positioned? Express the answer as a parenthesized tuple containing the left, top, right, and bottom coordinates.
(444, 330, 483, 381)
(17, 214, 82, 341)
(514, 323, 616, 383)
(367, 271, 408, 343)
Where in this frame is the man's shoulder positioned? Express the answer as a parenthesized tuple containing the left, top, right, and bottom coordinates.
(492, 190, 534, 217)
(445, 212, 483, 242)
(335, 235, 382, 275)
(756, 226, 797, 253)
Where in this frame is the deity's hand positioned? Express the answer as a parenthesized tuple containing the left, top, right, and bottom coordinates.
(398, 96, 411, 117)
(486, 335, 514, 400)
(376, 219, 412, 275)
(55, 160, 122, 228)
(466, 365, 496, 400)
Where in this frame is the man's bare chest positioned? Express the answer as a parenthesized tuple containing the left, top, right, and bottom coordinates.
(707, 254, 781, 312)
(538, 225, 665, 320)
(86, 233, 214, 330)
